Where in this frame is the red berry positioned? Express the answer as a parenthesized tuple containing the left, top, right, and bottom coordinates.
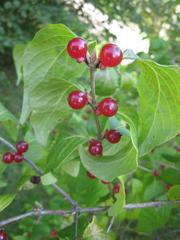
(87, 171, 96, 179)
(99, 43, 123, 67)
(67, 37, 87, 62)
(2, 152, 14, 164)
(105, 129, 122, 144)
(50, 229, 58, 238)
(97, 98, 118, 117)
(0, 230, 7, 240)
(68, 90, 88, 110)
(30, 176, 41, 184)
(88, 139, 103, 156)
(14, 153, 24, 163)
(101, 180, 110, 185)
(152, 170, 160, 177)
(16, 141, 29, 153)
(113, 183, 120, 194)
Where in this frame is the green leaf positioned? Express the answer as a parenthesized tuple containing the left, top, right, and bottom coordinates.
(143, 180, 164, 201)
(13, 44, 26, 84)
(95, 68, 119, 96)
(83, 216, 111, 240)
(41, 172, 57, 185)
(47, 135, 86, 171)
(62, 160, 80, 177)
(0, 102, 18, 140)
(138, 206, 171, 232)
(123, 49, 139, 60)
(108, 180, 125, 216)
(0, 194, 16, 212)
(21, 24, 89, 145)
(137, 60, 180, 156)
(168, 185, 180, 200)
(79, 136, 137, 181)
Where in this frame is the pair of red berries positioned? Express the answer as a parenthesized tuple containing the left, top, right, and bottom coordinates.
(67, 37, 123, 68)
(88, 130, 122, 156)
(68, 91, 118, 117)
(0, 230, 7, 240)
(87, 171, 121, 193)
(87, 171, 109, 185)
(2, 141, 29, 164)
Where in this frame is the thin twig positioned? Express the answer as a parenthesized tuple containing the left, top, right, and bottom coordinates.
(89, 67, 102, 140)
(107, 216, 115, 233)
(0, 201, 180, 227)
(0, 136, 77, 208)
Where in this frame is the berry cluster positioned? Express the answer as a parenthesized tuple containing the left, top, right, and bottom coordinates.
(2, 141, 29, 164)
(87, 171, 121, 194)
(67, 37, 123, 156)
(0, 230, 7, 240)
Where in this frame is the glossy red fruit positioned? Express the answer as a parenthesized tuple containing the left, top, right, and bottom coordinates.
(68, 90, 88, 110)
(31, 176, 41, 184)
(97, 98, 118, 117)
(67, 37, 87, 62)
(101, 180, 110, 185)
(99, 43, 123, 67)
(16, 141, 29, 153)
(0, 230, 7, 240)
(88, 139, 103, 156)
(14, 153, 24, 163)
(50, 229, 58, 238)
(87, 171, 96, 179)
(153, 170, 160, 177)
(113, 183, 121, 194)
(105, 129, 122, 144)
(3, 152, 14, 164)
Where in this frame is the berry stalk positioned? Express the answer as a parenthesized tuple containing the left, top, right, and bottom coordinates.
(89, 67, 102, 140)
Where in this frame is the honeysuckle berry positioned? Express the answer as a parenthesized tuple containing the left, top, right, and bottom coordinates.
(105, 129, 122, 144)
(31, 176, 41, 184)
(97, 98, 118, 117)
(87, 171, 96, 179)
(68, 90, 88, 110)
(113, 183, 121, 194)
(99, 43, 123, 67)
(3, 152, 14, 164)
(0, 230, 7, 240)
(67, 37, 87, 62)
(101, 180, 110, 185)
(88, 139, 103, 156)
(16, 141, 29, 154)
(152, 170, 160, 177)
(159, 164, 165, 170)
(50, 229, 58, 238)
(14, 153, 24, 163)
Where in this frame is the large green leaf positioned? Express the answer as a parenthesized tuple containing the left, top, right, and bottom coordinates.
(137, 206, 171, 232)
(168, 185, 180, 200)
(13, 44, 26, 85)
(20, 24, 91, 145)
(137, 60, 180, 156)
(47, 134, 86, 171)
(0, 102, 18, 140)
(0, 194, 16, 212)
(79, 136, 137, 181)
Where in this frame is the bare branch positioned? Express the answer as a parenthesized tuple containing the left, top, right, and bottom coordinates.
(0, 201, 179, 227)
(0, 136, 77, 208)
